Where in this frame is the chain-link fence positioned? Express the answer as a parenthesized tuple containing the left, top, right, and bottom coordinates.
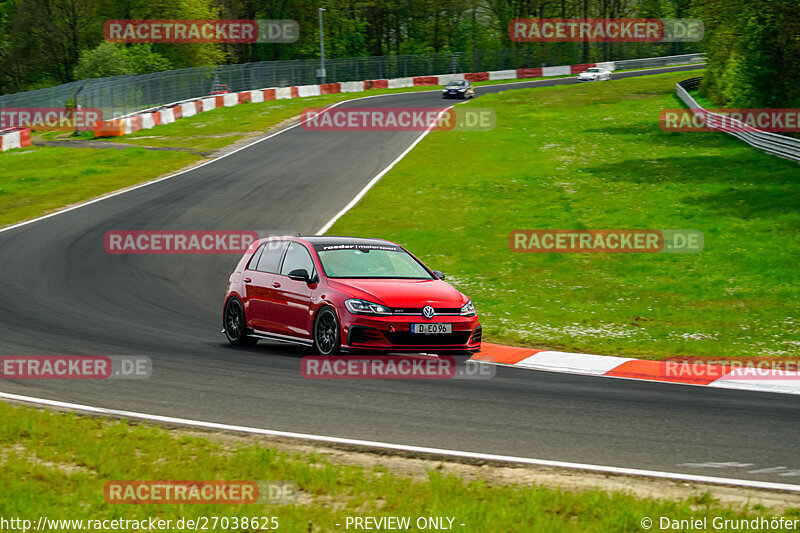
(0, 44, 703, 121)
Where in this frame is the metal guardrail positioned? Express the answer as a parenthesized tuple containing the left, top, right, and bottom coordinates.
(676, 78, 800, 163)
(615, 53, 705, 70)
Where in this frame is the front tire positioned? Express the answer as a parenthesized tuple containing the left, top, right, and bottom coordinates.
(224, 297, 258, 346)
(313, 307, 341, 355)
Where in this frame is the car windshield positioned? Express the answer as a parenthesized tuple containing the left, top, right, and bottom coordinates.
(586, 68, 600, 73)
(316, 245, 434, 279)
(448, 81, 466, 86)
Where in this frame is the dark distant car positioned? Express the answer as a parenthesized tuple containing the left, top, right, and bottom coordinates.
(442, 80, 475, 99)
(222, 236, 481, 355)
(210, 84, 230, 95)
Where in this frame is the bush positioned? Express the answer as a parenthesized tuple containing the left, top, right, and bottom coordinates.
(74, 43, 172, 80)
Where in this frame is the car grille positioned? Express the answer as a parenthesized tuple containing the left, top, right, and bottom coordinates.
(390, 307, 461, 315)
(382, 331, 472, 346)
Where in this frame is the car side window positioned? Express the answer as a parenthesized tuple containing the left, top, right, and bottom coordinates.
(246, 244, 265, 270)
(256, 241, 288, 273)
(280, 242, 315, 277)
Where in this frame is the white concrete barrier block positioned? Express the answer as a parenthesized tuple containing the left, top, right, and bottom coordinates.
(161, 108, 175, 124)
(250, 90, 264, 103)
(388, 77, 413, 89)
(201, 97, 216, 112)
(141, 113, 154, 129)
(1, 131, 21, 151)
(181, 102, 197, 118)
(275, 87, 293, 99)
(542, 65, 571, 76)
(340, 81, 364, 93)
(297, 85, 321, 97)
(223, 93, 238, 107)
(488, 69, 517, 80)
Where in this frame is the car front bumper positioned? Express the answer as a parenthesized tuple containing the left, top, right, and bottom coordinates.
(339, 310, 481, 353)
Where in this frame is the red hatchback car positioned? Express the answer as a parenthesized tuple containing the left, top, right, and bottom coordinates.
(222, 236, 481, 355)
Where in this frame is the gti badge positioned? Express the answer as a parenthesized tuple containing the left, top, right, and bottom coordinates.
(422, 305, 435, 319)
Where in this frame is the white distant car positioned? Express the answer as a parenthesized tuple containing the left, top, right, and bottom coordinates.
(577, 67, 612, 82)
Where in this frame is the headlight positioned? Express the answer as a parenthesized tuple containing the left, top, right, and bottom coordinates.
(458, 88, 467, 92)
(345, 299, 392, 316)
(442, 89, 448, 92)
(460, 300, 476, 317)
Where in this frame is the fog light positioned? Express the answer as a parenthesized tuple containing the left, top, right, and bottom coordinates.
(388, 325, 395, 333)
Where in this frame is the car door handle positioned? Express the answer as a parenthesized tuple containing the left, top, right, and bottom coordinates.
(243, 278, 252, 283)
(272, 282, 281, 288)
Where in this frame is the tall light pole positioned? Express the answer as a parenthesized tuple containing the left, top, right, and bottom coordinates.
(318, 8, 326, 83)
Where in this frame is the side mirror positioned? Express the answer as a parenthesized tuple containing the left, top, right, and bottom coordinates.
(432, 270, 446, 280)
(287, 268, 311, 282)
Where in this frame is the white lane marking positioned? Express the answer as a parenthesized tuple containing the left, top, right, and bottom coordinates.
(678, 462, 754, 469)
(1, 391, 798, 492)
(316, 106, 453, 235)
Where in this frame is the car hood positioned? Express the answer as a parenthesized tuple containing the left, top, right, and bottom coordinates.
(445, 85, 466, 89)
(328, 278, 466, 308)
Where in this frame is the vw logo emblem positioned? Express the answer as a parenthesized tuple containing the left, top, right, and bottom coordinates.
(422, 305, 435, 319)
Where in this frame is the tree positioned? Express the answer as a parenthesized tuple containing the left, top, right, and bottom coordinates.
(700, 0, 800, 108)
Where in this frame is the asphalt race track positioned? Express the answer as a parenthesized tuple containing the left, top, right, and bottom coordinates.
(4, 64, 799, 486)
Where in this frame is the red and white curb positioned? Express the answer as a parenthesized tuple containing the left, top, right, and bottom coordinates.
(93, 61, 614, 138)
(0, 127, 31, 152)
(473, 343, 800, 396)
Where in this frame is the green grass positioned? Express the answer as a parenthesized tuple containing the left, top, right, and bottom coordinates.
(1, 401, 795, 532)
(328, 70, 800, 360)
(0, 147, 197, 228)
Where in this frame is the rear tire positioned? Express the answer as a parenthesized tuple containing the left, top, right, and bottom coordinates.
(313, 307, 341, 355)
(224, 297, 258, 346)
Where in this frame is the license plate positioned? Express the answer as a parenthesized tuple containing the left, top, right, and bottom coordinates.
(411, 323, 452, 334)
